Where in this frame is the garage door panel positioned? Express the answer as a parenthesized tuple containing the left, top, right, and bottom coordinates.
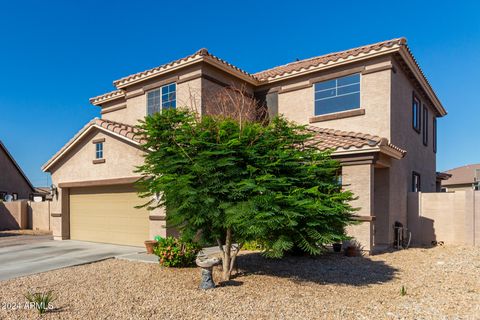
(70, 184, 149, 247)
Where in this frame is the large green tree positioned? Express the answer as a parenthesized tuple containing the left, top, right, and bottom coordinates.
(136, 109, 356, 281)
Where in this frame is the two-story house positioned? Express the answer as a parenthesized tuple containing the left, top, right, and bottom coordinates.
(42, 38, 446, 252)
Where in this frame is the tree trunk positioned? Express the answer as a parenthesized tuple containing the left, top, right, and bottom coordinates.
(222, 227, 232, 281)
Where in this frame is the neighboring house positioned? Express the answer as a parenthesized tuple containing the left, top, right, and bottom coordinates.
(441, 164, 480, 192)
(0, 140, 35, 201)
(42, 38, 447, 252)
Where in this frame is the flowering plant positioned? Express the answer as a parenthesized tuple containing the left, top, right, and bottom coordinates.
(153, 236, 200, 267)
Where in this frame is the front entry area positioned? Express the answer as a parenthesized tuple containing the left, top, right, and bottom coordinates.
(69, 184, 150, 247)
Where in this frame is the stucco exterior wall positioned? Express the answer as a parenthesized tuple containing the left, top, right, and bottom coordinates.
(342, 163, 374, 251)
(389, 60, 438, 242)
(102, 66, 204, 126)
(0, 147, 33, 199)
(49, 131, 144, 183)
(265, 57, 392, 139)
(443, 184, 473, 192)
(407, 191, 480, 246)
(28, 201, 51, 231)
(0, 200, 28, 230)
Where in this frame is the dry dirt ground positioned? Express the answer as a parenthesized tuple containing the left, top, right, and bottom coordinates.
(0, 246, 479, 319)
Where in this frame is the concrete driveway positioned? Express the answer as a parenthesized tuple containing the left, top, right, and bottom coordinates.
(0, 240, 143, 281)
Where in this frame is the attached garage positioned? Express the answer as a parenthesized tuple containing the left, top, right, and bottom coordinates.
(69, 184, 149, 247)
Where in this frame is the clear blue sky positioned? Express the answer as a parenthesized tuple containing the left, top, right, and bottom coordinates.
(0, 0, 478, 186)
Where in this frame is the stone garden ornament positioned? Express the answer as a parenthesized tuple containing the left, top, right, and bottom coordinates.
(196, 253, 221, 289)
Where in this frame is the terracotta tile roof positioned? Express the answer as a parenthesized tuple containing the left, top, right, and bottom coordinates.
(91, 37, 445, 116)
(112, 48, 258, 89)
(254, 38, 406, 81)
(89, 89, 125, 105)
(93, 118, 144, 144)
(304, 126, 406, 157)
(442, 164, 480, 186)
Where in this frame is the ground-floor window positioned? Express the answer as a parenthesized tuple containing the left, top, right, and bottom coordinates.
(412, 171, 421, 192)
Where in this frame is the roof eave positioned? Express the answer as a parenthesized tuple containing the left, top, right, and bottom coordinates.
(331, 144, 405, 160)
(113, 56, 205, 89)
(89, 92, 126, 106)
(257, 46, 401, 84)
(397, 46, 447, 117)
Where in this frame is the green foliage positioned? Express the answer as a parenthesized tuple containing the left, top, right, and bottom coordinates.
(153, 236, 200, 267)
(242, 240, 264, 251)
(400, 285, 407, 296)
(136, 109, 356, 259)
(24, 290, 56, 314)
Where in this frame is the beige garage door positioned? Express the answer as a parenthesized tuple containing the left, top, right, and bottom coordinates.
(70, 184, 149, 247)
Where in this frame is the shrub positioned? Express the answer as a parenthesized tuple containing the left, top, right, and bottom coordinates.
(24, 290, 56, 314)
(153, 236, 200, 267)
(242, 240, 264, 251)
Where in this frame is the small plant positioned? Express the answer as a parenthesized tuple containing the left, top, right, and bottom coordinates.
(24, 290, 56, 314)
(400, 285, 407, 296)
(242, 240, 264, 251)
(153, 236, 200, 267)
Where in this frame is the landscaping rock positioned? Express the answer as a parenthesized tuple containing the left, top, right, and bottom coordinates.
(0, 246, 478, 319)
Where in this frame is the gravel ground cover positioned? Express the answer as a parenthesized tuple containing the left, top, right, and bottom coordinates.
(0, 246, 478, 319)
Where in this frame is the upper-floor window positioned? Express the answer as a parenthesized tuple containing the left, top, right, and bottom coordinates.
(412, 93, 421, 133)
(422, 105, 428, 146)
(433, 117, 437, 153)
(314, 73, 360, 116)
(147, 83, 176, 115)
(412, 171, 421, 192)
(95, 142, 103, 159)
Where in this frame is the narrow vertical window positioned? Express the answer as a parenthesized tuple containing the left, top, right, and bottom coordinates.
(412, 93, 421, 132)
(412, 172, 421, 192)
(161, 83, 176, 109)
(433, 117, 437, 153)
(423, 106, 428, 146)
(147, 89, 161, 115)
(95, 142, 103, 159)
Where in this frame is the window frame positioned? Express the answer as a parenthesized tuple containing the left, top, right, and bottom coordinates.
(412, 92, 421, 133)
(313, 73, 361, 116)
(146, 82, 176, 116)
(422, 105, 428, 146)
(95, 142, 103, 159)
(433, 117, 437, 153)
(412, 171, 421, 192)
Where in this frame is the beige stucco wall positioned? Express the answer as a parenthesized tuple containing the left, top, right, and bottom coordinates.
(342, 163, 374, 251)
(269, 57, 392, 139)
(407, 191, 480, 246)
(442, 184, 473, 192)
(49, 130, 144, 183)
(0, 147, 33, 199)
(0, 200, 28, 230)
(28, 201, 51, 231)
(48, 128, 165, 240)
(388, 61, 439, 242)
(102, 66, 204, 125)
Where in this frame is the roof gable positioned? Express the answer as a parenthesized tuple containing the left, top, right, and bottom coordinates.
(42, 119, 143, 172)
(0, 141, 34, 191)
